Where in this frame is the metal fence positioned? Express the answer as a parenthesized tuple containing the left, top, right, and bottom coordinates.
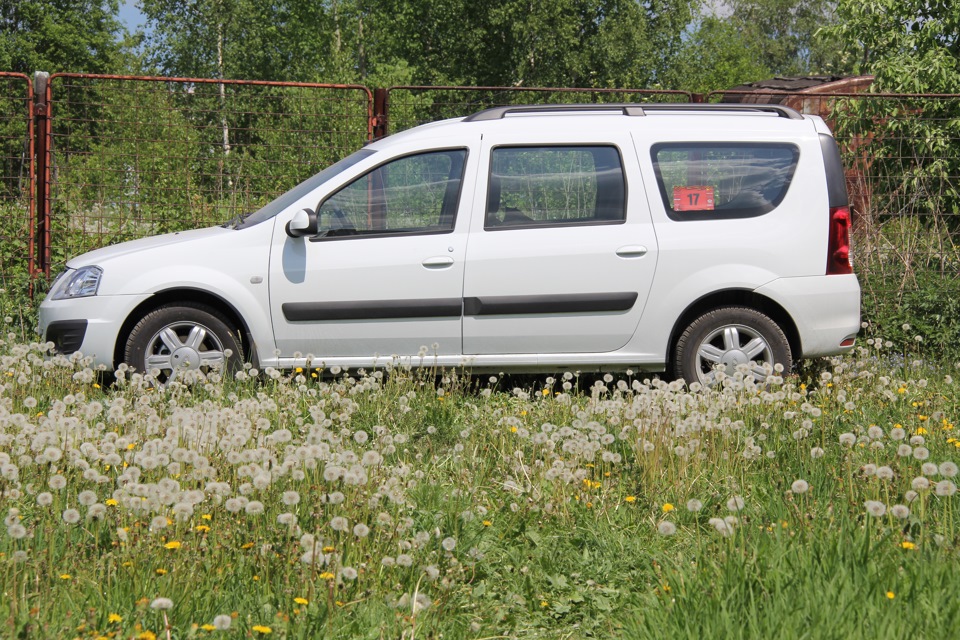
(2, 73, 960, 310)
(39, 74, 373, 278)
(709, 90, 960, 295)
(0, 73, 34, 293)
(378, 86, 694, 135)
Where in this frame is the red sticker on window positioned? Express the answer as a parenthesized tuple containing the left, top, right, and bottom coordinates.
(673, 186, 715, 211)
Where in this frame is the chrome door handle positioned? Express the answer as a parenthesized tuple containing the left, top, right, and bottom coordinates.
(616, 245, 648, 258)
(422, 256, 455, 268)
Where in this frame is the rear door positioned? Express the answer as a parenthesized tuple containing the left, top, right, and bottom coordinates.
(462, 132, 658, 355)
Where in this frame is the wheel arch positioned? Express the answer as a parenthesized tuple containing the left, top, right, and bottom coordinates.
(113, 288, 254, 368)
(666, 289, 800, 369)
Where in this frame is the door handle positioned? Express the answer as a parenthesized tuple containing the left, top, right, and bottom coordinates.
(422, 256, 455, 268)
(616, 245, 648, 258)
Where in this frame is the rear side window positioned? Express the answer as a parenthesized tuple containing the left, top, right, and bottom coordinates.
(651, 143, 799, 220)
(485, 146, 625, 230)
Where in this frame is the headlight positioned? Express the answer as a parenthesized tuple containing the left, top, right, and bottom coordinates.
(51, 266, 103, 300)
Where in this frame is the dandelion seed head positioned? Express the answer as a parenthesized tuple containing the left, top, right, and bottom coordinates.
(890, 504, 910, 519)
(726, 495, 745, 512)
(213, 615, 232, 630)
(865, 500, 886, 517)
(150, 598, 173, 610)
(657, 521, 677, 536)
(790, 479, 809, 494)
(62, 508, 80, 524)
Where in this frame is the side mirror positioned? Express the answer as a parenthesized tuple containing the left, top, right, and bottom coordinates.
(285, 208, 318, 238)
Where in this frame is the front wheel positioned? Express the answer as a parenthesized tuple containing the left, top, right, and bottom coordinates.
(123, 303, 242, 382)
(672, 306, 791, 387)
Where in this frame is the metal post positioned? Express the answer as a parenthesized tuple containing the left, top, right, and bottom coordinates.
(372, 88, 389, 139)
(32, 71, 50, 280)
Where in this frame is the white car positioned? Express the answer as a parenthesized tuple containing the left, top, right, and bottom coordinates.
(39, 103, 860, 385)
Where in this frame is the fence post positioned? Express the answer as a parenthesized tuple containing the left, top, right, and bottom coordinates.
(32, 71, 50, 281)
(372, 88, 388, 139)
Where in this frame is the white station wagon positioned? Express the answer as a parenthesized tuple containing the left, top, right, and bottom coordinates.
(39, 103, 860, 385)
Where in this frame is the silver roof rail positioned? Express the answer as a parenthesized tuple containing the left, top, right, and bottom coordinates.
(464, 103, 804, 121)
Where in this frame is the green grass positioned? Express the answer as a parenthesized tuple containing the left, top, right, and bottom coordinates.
(1, 329, 960, 639)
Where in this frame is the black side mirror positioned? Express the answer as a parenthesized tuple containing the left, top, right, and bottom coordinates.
(285, 208, 319, 238)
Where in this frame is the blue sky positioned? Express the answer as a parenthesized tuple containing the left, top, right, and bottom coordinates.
(118, 0, 148, 32)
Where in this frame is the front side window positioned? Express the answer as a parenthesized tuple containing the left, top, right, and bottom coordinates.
(485, 146, 626, 230)
(316, 149, 467, 238)
(651, 143, 799, 220)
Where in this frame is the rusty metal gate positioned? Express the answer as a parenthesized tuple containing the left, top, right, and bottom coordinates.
(377, 85, 695, 136)
(38, 74, 374, 279)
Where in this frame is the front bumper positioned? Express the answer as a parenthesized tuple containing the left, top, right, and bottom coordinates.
(38, 293, 152, 369)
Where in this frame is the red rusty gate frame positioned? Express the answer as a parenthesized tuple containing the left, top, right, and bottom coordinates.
(378, 85, 697, 136)
(0, 72, 36, 287)
(36, 73, 375, 279)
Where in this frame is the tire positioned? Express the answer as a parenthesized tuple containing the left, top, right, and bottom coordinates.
(123, 302, 242, 382)
(672, 306, 791, 387)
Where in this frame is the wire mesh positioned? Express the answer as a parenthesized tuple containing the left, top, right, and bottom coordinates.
(383, 86, 694, 134)
(709, 89, 960, 345)
(0, 73, 34, 293)
(44, 74, 372, 275)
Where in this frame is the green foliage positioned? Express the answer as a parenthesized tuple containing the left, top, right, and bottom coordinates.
(0, 0, 128, 74)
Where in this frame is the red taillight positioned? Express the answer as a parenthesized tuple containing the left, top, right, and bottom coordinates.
(827, 206, 853, 275)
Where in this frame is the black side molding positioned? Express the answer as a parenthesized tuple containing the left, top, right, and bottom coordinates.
(464, 292, 638, 316)
(282, 298, 462, 322)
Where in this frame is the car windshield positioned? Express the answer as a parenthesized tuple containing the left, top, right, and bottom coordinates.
(229, 148, 376, 229)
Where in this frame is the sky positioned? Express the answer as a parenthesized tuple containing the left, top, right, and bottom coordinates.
(118, 0, 148, 33)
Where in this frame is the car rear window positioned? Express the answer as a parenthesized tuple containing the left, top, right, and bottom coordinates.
(651, 143, 799, 220)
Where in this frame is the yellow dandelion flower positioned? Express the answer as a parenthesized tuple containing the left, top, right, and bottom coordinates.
(542, 389, 550, 396)
(900, 541, 916, 550)
(625, 496, 636, 503)
(126, 442, 136, 450)
(138, 632, 157, 640)
(122, 561, 133, 567)
(155, 568, 167, 576)
(319, 572, 335, 580)
(510, 426, 518, 433)
(252, 625, 272, 634)
(294, 597, 309, 605)
(540, 600, 549, 607)
(898, 387, 906, 394)
(195, 525, 210, 533)
(335, 601, 345, 607)
(886, 591, 895, 599)
(662, 503, 675, 513)
(241, 542, 255, 550)
(201, 514, 212, 520)
(108, 613, 122, 623)
(164, 541, 181, 550)
(482, 520, 492, 527)
(322, 546, 335, 553)
(59, 574, 71, 580)
(295, 367, 303, 373)
(201, 624, 216, 631)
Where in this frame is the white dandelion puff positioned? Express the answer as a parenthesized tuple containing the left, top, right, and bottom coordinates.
(890, 504, 910, 519)
(864, 500, 886, 517)
(790, 479, 809, 494)
(150, 598, 173, 610)
(657, 521, 677, 536)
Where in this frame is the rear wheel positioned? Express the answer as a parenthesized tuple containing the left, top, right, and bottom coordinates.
(673, 306, 791, 387)
(124, 302, 242, 382)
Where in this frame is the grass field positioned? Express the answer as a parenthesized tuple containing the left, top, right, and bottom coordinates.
(1, 326, 959, 639)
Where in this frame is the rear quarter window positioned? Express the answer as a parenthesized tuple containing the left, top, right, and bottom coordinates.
(651, 143, 799, 221)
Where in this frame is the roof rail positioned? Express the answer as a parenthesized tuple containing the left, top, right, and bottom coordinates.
(463, 103, 804, 122)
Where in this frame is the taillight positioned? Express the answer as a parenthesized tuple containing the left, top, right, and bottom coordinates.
(827, 206, 852, 275)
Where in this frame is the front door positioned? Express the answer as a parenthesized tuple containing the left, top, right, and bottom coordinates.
(269, 147, 472, 360)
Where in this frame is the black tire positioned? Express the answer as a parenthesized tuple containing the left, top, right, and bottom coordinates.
(123, 302, 242, 381)
(672, 306, 791, 387)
